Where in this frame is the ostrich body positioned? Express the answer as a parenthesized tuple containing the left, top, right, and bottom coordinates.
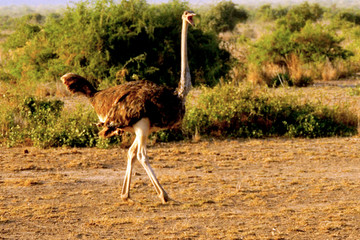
(61, 11, 196, 203)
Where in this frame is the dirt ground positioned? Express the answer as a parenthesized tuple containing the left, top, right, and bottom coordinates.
(0, 137, 359, 239)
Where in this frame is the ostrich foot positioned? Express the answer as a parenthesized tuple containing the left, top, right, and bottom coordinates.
(121, 194, 131, 202)
(159, 192, 170, 204)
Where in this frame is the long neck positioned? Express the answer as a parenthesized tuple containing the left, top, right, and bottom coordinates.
(177, 19, 192, 101)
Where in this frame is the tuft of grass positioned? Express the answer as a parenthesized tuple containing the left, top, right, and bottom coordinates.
(246, 59, 314, 88)
(286, 54, 313, 87)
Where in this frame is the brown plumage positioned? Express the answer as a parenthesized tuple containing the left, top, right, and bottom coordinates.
(61, 11, 196, 203)
(62, 75, 184, 137)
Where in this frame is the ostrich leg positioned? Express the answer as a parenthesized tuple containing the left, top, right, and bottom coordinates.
(134, 119, 169, 203)
(121, 139, 138, 200)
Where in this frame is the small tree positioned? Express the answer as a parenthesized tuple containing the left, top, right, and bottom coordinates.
(292, 22, 353, 62)
(277, 2, 324, 32)
(337, 10, 360, 25)
(202, 1, 248, 33)
(255, 4, 288, 22)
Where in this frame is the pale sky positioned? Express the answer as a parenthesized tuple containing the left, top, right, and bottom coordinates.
(0, 0, 73, 5)
(0, 0, 345, 8)
(0, 0, 237, 7)
(0, 0, 168, 6)
(0, 0, 302, 7)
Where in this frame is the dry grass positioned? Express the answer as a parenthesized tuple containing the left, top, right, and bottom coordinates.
(261, 63, 287, 85)
(0, 136, 359, 239)
(246, 54, 315, 86)
(247, 63, 265, 85)
(286, 54, 312, 84)
(0, 82, 21, 138)
(321, 60, 340, 81)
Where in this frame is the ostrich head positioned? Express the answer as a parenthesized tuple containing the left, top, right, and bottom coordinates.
(182, 10, 196, 26)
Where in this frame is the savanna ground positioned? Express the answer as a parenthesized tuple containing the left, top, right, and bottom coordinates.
(1, 83, 360, 240)
(1, 137, 360, 239)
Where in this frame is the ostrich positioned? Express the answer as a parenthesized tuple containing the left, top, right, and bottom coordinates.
(61, 11, 196, 203)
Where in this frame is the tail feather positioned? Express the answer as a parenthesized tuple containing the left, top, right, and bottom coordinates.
(61, 73, 97, 98)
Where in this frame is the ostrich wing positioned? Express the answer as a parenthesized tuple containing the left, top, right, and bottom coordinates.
(95, 80, 183, 138)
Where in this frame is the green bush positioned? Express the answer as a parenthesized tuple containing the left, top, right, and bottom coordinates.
(2, 16, 41, 50)
(277, 2, 324, 32)
(248, 21, 353, 85)
(1, 95, 180, 147)
(252, 22, 351, 65)
(201, 1, 248, 33)
(249, 26, 293, 66)
(2, 0, 230, 88)
(337, 10, 360, 25)
(182, 84, 358, 138)
(292, 22, 353, 62)
(0, 15, 18, 31)
(4, 97, 100, 148)
(255, 4, 288, 22)
(150, 129, 184, 143)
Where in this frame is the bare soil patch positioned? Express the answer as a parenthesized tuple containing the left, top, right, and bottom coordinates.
(1, 137, 359, 239)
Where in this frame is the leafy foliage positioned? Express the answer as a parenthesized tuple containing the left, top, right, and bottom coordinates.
(248, 20, 353, 86)
(277, 2, 324, 32)
(292, 23, 353, 62)
(2, 83, 357, 148)
(255, 4, 288, 22)
(2, 0, 230, 88)
(336, 10, 360, 25)
(201, 1, 248, 33)
(3, 20, 41, 50)
(4, 97, 100, 148)
(182, 84, 358, 138)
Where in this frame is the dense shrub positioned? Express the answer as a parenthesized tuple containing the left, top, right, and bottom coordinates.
(255, 4, 288, 22)
(248, 21, 353, 86)
(337, 10, 360, 25)
(201, 1, 248, 33)
(2, 0, 230, 88)
(292, 23, 353, 62)
(0, 16, 17, 31)
(4, 97, 100, 148)
(2, 14, 43, 50)
(253, 20, 350, 65)
(277, 2, 324, 32)
(182, 84, 358, 138)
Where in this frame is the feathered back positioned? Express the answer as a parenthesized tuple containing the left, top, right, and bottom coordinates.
(92, 80, 184, 130)
(61, 73, 97, 98)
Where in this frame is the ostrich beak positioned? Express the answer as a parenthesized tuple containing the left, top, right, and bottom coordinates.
(187, 13, 196, 26)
